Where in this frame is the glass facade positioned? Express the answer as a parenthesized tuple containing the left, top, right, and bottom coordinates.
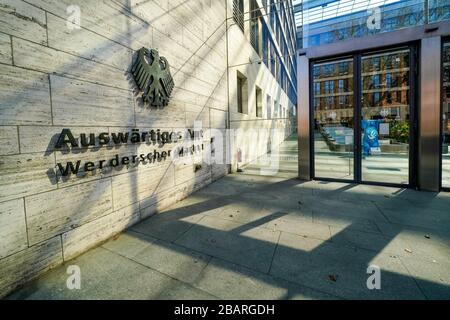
(294, 0, 450, 49)
(259, 0, 298, 106)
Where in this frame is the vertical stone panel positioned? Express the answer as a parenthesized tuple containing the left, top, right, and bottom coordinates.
(25, 179, 113, 245)
(0, 65, 51, 125)
(130, 0, 183, 45)
(0, 198, 27, 259)
(0, 32, 12, 64)
(47, 14, 134, 72)
(50, 75, 135, 127)
(0, 0, 47, 45)
(210, 108, 227, 129)
(0, 126, 19, 155)
(30, 0, 153, 50)
(0, 153, 57, 203)
(0, 236, 63, 298)
(186, 103, 210, 128)
(135, 100, 186, 128)
(112, 162, 175, 210)
(13, 38, 130, 90)
(175, 162, 212, 186)
(62, 203, 140, 261)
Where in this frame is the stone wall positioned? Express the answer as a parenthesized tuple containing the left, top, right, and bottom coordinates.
(0, 0, 228, 297)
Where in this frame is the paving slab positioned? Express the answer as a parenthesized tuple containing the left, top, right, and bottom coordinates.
(378, 206, 450, 232)
(399, 256, 450, 299)
(265, 213, 331, 241)
(174, 216, 280, 273)
(311, 198, 389, 223)
(329, 226, 404, 254)
(102, 231, 211, 284)
(130, 210, 205, 243)
(193, 258, 339, 300)
(374, 221, 450, 264)
(312, 211, 382, 234)
(7, 247, 211, 300)
(270, 232, 426, 300)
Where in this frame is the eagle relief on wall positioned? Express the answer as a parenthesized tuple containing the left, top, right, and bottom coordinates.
(132, 48, 174, 107)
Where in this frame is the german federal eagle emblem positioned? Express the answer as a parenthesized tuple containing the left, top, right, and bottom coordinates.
(132, 48, 174, 107)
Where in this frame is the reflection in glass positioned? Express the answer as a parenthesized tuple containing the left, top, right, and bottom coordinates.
(442, 41, 450, 188)
(429, 0, 450, 23)
(313, 59, 354, 179)
(296, 0, 450, 49)
(361, 49, 410, 184)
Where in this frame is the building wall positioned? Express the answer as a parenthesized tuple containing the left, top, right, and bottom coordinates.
(0, 0, 229, 297)
(227, 0, 297, 170)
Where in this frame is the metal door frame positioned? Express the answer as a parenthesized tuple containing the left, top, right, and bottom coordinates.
(441, 36, 450, 192)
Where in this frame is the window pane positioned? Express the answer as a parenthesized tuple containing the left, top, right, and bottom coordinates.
(361, 49, 410, 184)
(313, 58, 355, 180)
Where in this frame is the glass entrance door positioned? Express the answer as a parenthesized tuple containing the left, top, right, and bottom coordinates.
(360, 49, 412, 185)
(311, 47, 416, 186)
(312, 58, 355, 180)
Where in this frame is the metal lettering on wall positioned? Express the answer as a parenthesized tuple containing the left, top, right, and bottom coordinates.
(132, 48, 174, 107)
(51, 49, 185, 178)
(53, 129, 204, 178)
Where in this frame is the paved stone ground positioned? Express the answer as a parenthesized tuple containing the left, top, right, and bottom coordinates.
(7, 172, 450, 300)
(241, 134, 298, 179)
